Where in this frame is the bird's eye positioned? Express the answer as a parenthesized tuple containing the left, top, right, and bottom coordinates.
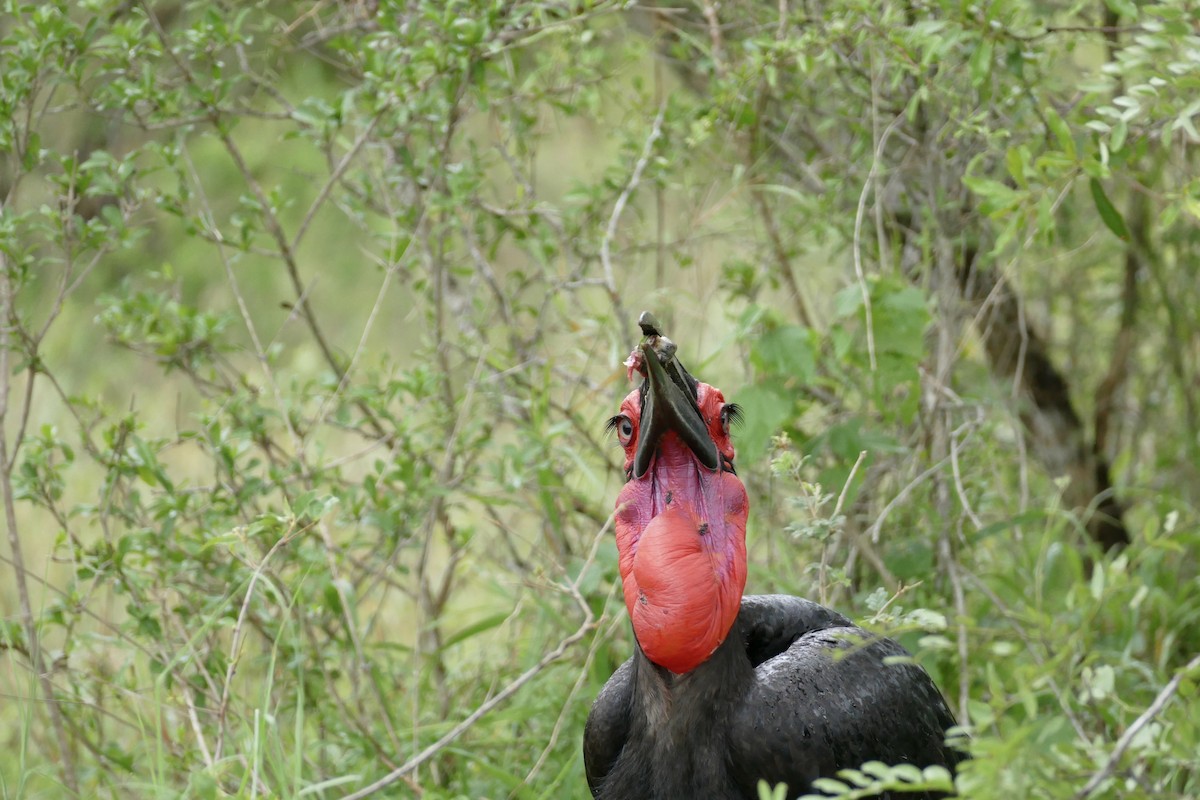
(607, 415, 635, 446)
(617, 417, 634, 446)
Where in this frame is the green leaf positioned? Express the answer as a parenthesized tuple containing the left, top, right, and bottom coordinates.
(1006, 146, 1028, 187)
(1045, 107, 1077, 161)
(838, 767, 873, 788)
(1090, 560, 1106, 599)
(751, 324, 817, 384)
(1110, 118, 1128, 153)
(732, 384, 793, 465)
(969, 36, 994, 87)
(756, 780, 788, 800)
(811, 777, 850, 794)
(441, 611, 510, 649)
(1104, 0, 1138, 17)
(1090, 178, 1130, 240)
(833, 284, 864, 320)
(962, 175, 1017, 204)
(920, 765, 955, 788)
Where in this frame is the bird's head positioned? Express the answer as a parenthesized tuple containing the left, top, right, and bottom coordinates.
(609, 314, 749, 674)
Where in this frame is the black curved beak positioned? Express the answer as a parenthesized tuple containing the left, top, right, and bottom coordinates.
(633, 340, 721, 479)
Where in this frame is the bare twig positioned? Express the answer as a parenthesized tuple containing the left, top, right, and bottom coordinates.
(842, 529, 898, 594)
(518, 596, 624, 793)
(818, 450, 867, 605)
(1092, 39, 1145, 465)
(339, 516, 612, 800)
(213, 522, 303, 762)
(852, 57, 905, 372)
(183, 685, 215, 770)
(699, 0, 725, 76)
(751, 188, 815, 328)
(863, 457, 946, 545)
(311, 233, 408, 432)
(600, 102, 667, 323)
(949, 423, 984, 532)
(290, 112, 385, 253)
(179, 132, 394, 754)
(1076, 654, 1200, 799)
(0, 251, 81, 796)
(967, 573, 1090, 741)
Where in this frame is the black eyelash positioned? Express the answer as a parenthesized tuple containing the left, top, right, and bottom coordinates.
(722, 403, 744, 426)
(604, 415, 622, 434)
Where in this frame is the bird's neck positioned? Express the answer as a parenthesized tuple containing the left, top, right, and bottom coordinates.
(632, 616, 753, 727)
(627, 622, 753, 796)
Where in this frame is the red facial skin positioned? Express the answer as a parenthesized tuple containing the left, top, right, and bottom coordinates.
(612, 381, 749, 674)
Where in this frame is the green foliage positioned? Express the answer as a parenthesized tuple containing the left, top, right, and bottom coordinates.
(760, 763, 956, 799)
(0, 1, 1198, 799)
(803, 762, 955, 798)
(759, 779, 790, 800)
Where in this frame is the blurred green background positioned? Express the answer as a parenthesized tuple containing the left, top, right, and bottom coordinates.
(1, 1, 1198, 798)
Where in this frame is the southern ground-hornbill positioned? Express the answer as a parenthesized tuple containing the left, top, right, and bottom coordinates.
(584, 314, 964, 800)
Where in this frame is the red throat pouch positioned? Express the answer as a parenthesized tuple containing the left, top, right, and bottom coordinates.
(615, 457, 748, 674)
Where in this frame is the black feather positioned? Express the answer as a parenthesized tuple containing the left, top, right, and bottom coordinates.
(584, 595, 964, 799)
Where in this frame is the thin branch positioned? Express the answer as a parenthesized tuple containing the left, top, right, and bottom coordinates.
(339, 516, 612, 800)
(1076, 654, 1200, 799)
(1093, 11, 1142, 465)
(818, 450, 867, 605)
(852, 54, 904, 372)
(290, 111, 385, 253)
(948, 421, 984, 532)
(967, 573, 1090, 742)
(750, 187, 814, 328)
(0, 251, 81, 796)
(699, 0, 725, 76)
(600, 102, 667, 323)
(842, 526, 898, 594)
(310, 236, 407, 433)
(213, 522, 302, 762)
(518, 595, 624, 793)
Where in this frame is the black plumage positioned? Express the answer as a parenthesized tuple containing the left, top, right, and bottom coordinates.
(585, 595, 963, 799)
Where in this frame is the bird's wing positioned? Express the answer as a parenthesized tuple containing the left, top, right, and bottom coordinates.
(737, 594, 854, 665)
(583, 657, 634, 795)
(730, 595, 962, 799)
